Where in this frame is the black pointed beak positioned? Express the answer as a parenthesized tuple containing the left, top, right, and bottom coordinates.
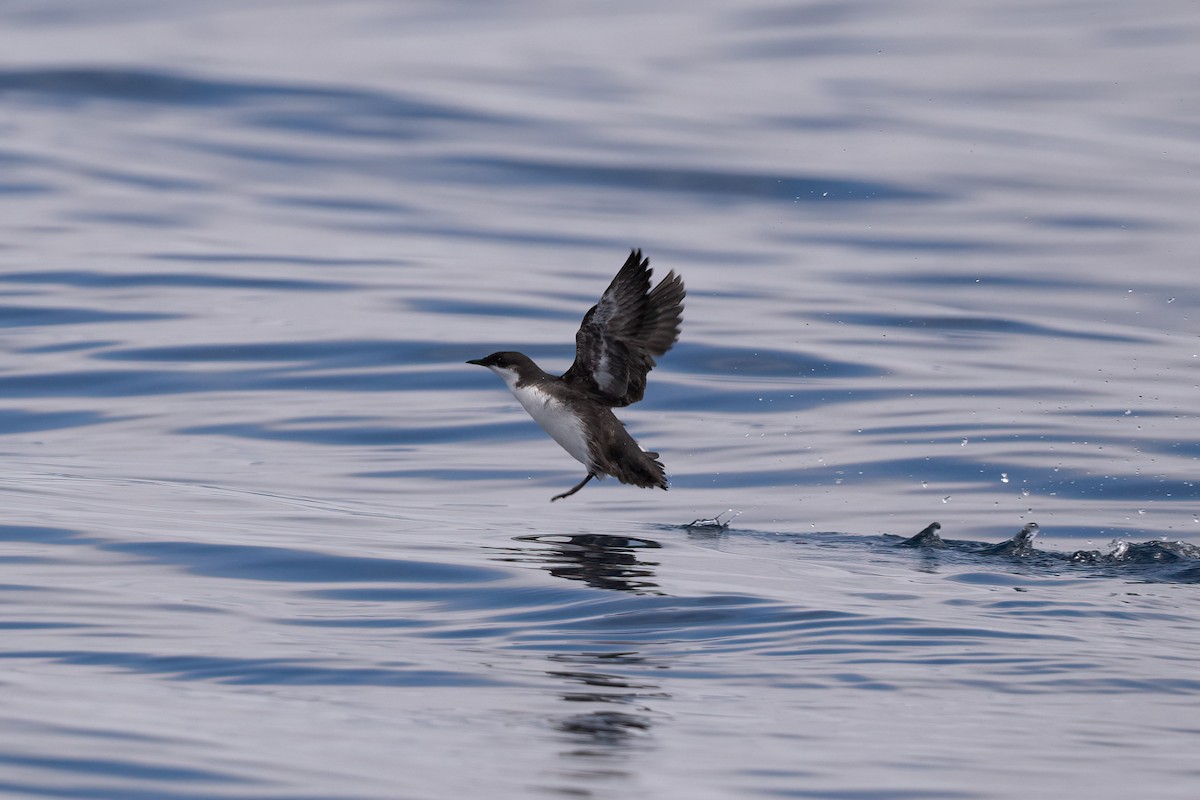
(466, 358, 486, 366)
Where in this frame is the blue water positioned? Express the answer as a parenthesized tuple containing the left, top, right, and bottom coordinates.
(2, 1, 1200, 798)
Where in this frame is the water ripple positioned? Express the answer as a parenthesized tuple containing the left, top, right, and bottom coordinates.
(445, 156, 946, 204)
(0, 270, 356, 292)
(100, 540, 506, 585)
(0, 650, 503, 688)
(0, 305, 175, 328)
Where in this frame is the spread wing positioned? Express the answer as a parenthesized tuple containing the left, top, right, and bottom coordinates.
(562, 249, 685, 407)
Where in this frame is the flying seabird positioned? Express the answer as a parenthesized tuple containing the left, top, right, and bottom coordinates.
(467, 249, 685, 501)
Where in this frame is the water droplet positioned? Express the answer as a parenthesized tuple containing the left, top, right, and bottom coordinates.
(942, 496, 951, 504)
(1137, 509, 1146, 515)
(960, 438, 968, 446)
(1000, 473, 1009, 483)
(921, 481, 928, 489)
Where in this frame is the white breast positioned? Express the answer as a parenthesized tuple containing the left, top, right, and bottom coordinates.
(509, 384, 591, 468)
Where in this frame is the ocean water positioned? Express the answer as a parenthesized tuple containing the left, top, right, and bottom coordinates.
(2, 1, 1200, 798)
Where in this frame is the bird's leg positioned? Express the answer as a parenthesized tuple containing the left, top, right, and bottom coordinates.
(551, 473, 595, 502)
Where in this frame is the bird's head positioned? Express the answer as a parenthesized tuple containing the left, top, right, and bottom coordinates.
(466, 351, 536, 388)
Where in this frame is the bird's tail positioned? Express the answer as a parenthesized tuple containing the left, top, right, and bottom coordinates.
(591, 411, 670, 490)
(613, 449, 668, 490)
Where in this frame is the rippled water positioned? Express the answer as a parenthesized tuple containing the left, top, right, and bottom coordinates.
(2, 1, 1200, 798)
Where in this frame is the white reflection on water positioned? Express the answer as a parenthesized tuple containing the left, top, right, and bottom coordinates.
(1, 1, 1199, 798)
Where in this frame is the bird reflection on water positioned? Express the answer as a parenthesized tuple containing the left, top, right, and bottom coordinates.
(492, 534, 663, 594)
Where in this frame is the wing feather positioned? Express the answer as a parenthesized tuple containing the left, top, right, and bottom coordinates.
(562, 249, 685, 407)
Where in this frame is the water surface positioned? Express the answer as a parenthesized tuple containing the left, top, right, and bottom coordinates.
(2, 1, 1199, 798)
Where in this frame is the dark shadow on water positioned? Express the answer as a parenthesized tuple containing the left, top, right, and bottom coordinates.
(548, 651, 664, 692)
(542, 651, 661, 793)
(556, 710, 651, 748)
(494, 534, 663, 594)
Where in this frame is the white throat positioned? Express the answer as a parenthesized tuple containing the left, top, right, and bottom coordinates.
(487, 366, 591, 467)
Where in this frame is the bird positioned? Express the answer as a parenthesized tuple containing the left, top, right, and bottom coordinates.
(467, 249, 685, 501)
